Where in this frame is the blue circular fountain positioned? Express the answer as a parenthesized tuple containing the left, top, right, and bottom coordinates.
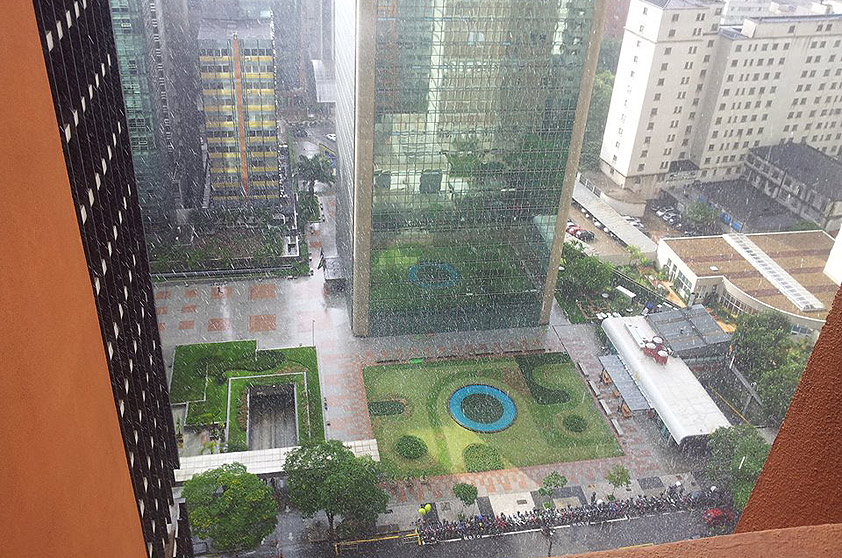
(448, 384, 517, 433)
(408, 262, 460, 290)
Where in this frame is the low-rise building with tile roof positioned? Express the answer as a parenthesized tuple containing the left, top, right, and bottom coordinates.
(656, 230, 837, 336)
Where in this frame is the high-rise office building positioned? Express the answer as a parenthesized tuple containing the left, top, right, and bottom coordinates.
(335, 0, 605, 336)
(110, 0, 203, 218)
(599, 0, 842, 199)
(1, 2, 188, 557)
(109, 0, 173, 215)
(199, 15, 281, 206)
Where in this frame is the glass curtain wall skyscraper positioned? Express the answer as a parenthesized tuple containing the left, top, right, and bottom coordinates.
(336, 0, 604, 336)
(109, 0, 172, 217)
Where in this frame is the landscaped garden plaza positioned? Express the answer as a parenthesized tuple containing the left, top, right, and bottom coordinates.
(364, 353, 622, 477)
(169, 340, 324, 453)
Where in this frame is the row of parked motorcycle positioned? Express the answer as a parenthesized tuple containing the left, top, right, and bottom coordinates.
(418, 485, 734, 544)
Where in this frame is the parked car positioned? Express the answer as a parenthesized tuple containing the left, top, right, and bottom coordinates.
(703, 507, 736, 526)
(326, 133, 337, 142)
(566, 225, 595, 241)
(656, 207, 674, 217)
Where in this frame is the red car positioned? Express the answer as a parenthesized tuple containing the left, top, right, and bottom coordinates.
(703, 507, 736, 526)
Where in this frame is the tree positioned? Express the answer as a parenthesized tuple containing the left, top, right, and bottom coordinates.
(538, 471, 568, 497)
(284, 441, 389, 541)
(732, 311, 794, 380)
(789, 219, 821, 231)
(598, 37, 622, 73)
(297, 154, 334, 197)
(706, 425, 771, 509)
(758, 359, 804, 425)
(452, 482, 479, 507)
(605, 464, 631, 496)
(683, 201, 720, 234)
(181, 463, 278, 552)
(559, 253, 614, 296)
(580, 71, 615, 170)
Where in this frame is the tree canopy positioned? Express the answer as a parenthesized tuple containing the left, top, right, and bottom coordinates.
(538, 471, 568, 497)
(580, 71, 615, 171)
(606, 464, 631, 495)
(285, 441, 389, 540)
(559, 251, 614, 296)
(452, 482, 479, 507)
(758, 357, 805, 425)
(297, 154, 334, 197)
(181, 463, 278, 552)
(683, 201, 720, 234)
(706, 425, 771, 509)
(731, 311, 793, 380)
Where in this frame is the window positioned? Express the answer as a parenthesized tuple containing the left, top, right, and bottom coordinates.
(672, 14, 679, 22)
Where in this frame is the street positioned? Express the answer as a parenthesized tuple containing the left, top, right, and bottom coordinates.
(253, 510, 706, 558)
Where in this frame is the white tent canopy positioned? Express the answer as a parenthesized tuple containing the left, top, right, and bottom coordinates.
(602, 316, 731, 445)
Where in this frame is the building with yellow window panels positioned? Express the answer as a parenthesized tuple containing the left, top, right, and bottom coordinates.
(199, 17, 280, 207)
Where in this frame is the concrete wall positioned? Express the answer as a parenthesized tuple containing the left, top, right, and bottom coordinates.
(0, 4, 147, 557)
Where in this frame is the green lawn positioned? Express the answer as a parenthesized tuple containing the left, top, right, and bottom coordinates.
(363, 353, 622, 477)
(170, 341, 324, 449)
(369, 240, 537, 313)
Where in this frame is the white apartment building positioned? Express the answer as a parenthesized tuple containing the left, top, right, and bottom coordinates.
(600, 0, 842, 199)
(723, 0, 842, 26)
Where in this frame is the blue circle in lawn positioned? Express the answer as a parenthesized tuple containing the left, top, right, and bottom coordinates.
(449, 385, 517, 433)
(408, 262, 460, 290)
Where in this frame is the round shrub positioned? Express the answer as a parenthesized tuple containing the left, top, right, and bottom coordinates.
(563, 414, 588, 433)
(463, 444, 503, 472)
(395, 435, 427, 459)
(369, 400, 406, 416)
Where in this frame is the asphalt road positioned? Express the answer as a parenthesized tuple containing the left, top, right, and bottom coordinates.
(251, 509, 707, 558)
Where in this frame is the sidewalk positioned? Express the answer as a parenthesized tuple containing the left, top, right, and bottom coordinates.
(377, 471, 701, 532)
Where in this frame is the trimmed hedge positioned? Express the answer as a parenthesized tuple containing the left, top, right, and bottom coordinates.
(463, 444, 503, 472)
(514, 354, 572, 405)
(563, 414, 588, 433)
(395, 435, 428, 459)
(369, 400, 406, 416)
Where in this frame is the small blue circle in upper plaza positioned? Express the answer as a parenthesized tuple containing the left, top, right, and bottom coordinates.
(449, 384, 517, 433)
(408, 262, 460, 290)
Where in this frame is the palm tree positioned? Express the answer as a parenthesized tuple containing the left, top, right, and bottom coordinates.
(297, 154, 334, 197)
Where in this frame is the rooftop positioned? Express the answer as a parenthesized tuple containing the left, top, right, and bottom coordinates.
(602, 316, 732, 444)
(668, 179, 801, 232)
(598, 355, 650, 412)
(661, 230, 837, 319)
(642, 0, 720, 10)
(572, 178, 658, 256)
(646, 304, 732, 354)
(749, 143, 842, 200)
(199, 18, 273, 41)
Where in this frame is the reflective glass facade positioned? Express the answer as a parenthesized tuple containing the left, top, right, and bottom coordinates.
(337, 0, 596, 336)
(110, 0, 170, 212)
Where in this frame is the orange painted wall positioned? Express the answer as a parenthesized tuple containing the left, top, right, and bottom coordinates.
(558, 523, 842, 558)
(0, 5, 147, 558)
(738, 285, 842, 532)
